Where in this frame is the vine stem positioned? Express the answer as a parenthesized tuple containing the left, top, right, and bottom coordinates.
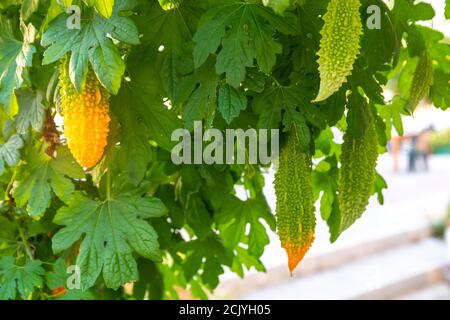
(17, 224, 33, 260)
(5, 170, 17, 199)
(270, 75, 282, 88)
(106, 169, 111, 200)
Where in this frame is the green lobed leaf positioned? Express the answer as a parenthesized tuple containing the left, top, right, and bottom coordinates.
(13, 146, 81, 217)
(175, 57, 219, 129)
(0, 257, 45, 300)
(430, 70, 450, 110)
(253, 83, 324, 135)
(52, 191, 167, 290)
(113, 47, 183, 151)
(14, 90, 46, 134)
(112, 101, 152, 186)
(0, 18, 36, 114)
(215, 193, 275, 258)
(218, 83, 248, 124)
(177, 234, 233, 290)
(0, 134, 24, 175)
(136, 1, 197, 101)
(193, 1, 298, 87)
(41, 1, 139, 93)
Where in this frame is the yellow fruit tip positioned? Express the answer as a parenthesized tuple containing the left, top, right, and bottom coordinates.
(312, 86, 331, 103)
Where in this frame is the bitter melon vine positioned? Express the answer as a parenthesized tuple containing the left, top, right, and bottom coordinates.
(331, 104, 379, 241)
(0, 0, 448, 300)
(408, 52, 434, 112)
(274, 130, 316, 272)
(314, 0, 363, 102)
(59, 60, 110, 168)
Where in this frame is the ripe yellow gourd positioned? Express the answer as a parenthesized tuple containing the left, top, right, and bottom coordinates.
(59, 61, 110, 168)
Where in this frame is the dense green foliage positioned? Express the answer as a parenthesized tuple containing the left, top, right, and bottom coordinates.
(0, 0, 448, 300)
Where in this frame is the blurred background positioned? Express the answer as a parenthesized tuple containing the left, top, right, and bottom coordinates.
(213, 0, 450, 300)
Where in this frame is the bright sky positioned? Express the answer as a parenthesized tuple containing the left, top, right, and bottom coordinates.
(419, 0, 450, 37)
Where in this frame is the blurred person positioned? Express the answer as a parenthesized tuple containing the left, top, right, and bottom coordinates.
(389, 134, 417, 173)
(390, 136, 401, 173)
(407, 134, 419, 172)
(415, 126, 435, 172)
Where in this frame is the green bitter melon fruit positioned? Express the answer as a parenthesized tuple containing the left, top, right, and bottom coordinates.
(274, 130, 316, 272)
(313, 0, 363, 102)
(333, 104, 378, 240)
(407, 52, 434, 112)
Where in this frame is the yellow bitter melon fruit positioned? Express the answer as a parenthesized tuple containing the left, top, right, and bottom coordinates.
(274, 130, 316, 273)
(407, 52, 434, 112)
(59, 61, 110, 168)
(335, 105, 378, 239)
(313, 0, 363, 102)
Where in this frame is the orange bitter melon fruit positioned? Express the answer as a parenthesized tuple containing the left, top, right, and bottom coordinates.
(59, 61, 110, 168)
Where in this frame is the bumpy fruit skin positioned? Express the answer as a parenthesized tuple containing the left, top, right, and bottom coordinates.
(274, 131, 316, 273)
(59, 62, 110, 168)
(313, 0, 363, 102)
(334, 105, 378, 240)
(408, 52, 433, 112)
